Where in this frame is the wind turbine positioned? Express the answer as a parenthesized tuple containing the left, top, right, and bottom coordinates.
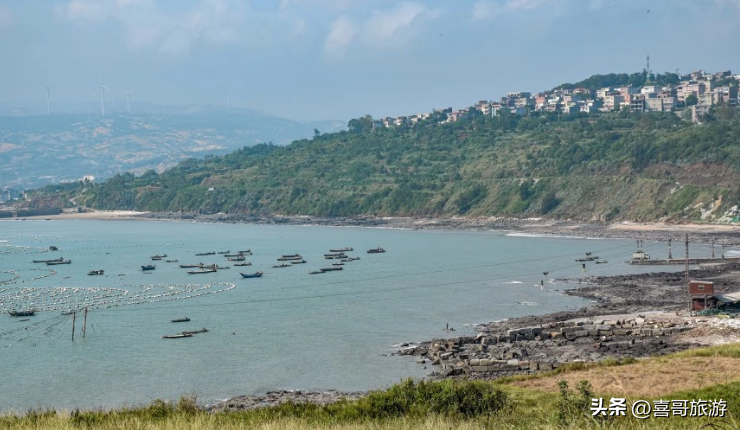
(122, 89, 134, 114)
(93, 75, 109, 116)
(46, 85, 50, 115)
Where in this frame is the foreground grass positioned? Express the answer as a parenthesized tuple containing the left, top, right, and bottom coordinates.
(4, 344, 740, 429)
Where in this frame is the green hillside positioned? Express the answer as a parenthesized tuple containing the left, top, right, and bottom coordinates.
(30, 108, 740, 222)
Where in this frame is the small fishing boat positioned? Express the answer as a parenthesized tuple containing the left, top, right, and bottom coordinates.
(217, 250, 231, 254)
(238, 250, 252, 255)
(228, 256, 246, 261)
(234, 262, 252, 267)
(277, 255, 304, 261)
(320, 266, 343, 272)
(179, 263, 204, 268)
(195, 251, 216, 256)
(309, 270, 324, 274)
(187, 268, 217, 274)
(330, 247, 353, 252)
(240, 272, 263, 278)
(595, 260, 609, 264)
(47, 259, 72, 265)
(367, 247, 386, 254)
(347, 257, 360, 261)
(141, 265, 156, 271)
(272, 263, 292, 268)
(324, 252, 346, 257)
(171, 317, 190, 323)
(151, 254, 167, 260)
(49, 246, 58, 251)
(331, 262, 344, 266)
(182, 328, 209, 335)
(162, 333, 192, 339)
(165, 259, 178, 263)
(33, 257, 64, 263)
(290, 259, 307, 264)
(281, 254, 301, 258)
(9, 310, 36, 317)
(324, 254, 346, 260)
(87, 269, 104, 276)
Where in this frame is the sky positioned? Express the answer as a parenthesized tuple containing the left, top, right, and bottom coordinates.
(0, 0, 739, 122)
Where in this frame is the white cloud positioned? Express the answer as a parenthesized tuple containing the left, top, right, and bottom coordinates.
(361, 2, 436, 47)
(58, 0, 247, 56)
(324, 2, 439, 57)
(280, 0, 357, 11)
(324, 15, 359, 57)
(472, 0, 555, 19)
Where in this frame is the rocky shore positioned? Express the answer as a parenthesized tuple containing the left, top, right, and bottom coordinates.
(396, 262, 740, 381)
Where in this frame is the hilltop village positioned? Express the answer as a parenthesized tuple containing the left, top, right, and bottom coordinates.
(373, 69, 739, 128)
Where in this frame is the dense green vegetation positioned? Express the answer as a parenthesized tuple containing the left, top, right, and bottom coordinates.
(30, 106, 740, 222)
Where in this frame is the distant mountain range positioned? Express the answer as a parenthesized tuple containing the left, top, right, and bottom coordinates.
(0, 107, 345, 190)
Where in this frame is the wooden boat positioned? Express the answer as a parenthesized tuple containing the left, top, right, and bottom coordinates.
(324, 254, 346, 259)
(324, 252, 346, 257)
(595, 260, 608, 264)
(240, 271, 263, 278)
(277, 255, 303, 261)
(309, 270, 324, 274)
(47, 259, 72, 265)
(179, 263, 204, 268)
(87, 269, 104, 276)
(151, 254, 167, 260)
(234, 262, 252, 267)
(141, 265, 156, 271)
(33, 257, 64, 263)
(367, 248, 386, 254)
(165, 259, 178, 263)
(320, 266, 343, 272)
(290, 259, 307, 264)
(162, 333, 192, 339)
(9, 310, 36, 317)
(281, 254, 301, 258)
(228, 256, 246, 261)
(238, 250, 252, 255)
(347, 257, 360, 261)
(171, 317, 190, 323)
(182, 328, 209, 335)
(217, 250, 231, 254)
(187, 268, 217, 274)
(331, 262, 344, 266)
(330, 247, 353, 252)
(272, 263, 292, 268)
(195, 251, 216, 256)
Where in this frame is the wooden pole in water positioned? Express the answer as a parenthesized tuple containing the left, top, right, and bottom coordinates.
(72, 310, 76, 341)
(668, 238, 672, 259)
(82, 307, 88, 338)
(712, 238, 715, 259)
(685, 234, 690, 312)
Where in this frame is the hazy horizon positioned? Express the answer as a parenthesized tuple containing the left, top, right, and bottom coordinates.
(1, 0, 739, 122)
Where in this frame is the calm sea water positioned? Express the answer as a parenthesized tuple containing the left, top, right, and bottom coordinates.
(0, 220, 720, 412)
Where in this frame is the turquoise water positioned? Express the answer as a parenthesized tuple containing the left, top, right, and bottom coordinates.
(0, 220, 714, 411)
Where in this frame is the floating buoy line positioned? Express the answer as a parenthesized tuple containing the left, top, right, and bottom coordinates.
(0, 282, 236, 314)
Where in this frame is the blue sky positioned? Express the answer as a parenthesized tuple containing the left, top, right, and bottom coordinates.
(0, 0, 739, 121)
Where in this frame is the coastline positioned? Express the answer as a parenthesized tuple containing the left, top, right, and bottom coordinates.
(15, 210, 740, 244)
(7, 210, 740, 411)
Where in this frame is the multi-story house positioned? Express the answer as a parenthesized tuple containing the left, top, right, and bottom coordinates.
(602, 94, 624, 111)
(645, 97, 664, 112)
